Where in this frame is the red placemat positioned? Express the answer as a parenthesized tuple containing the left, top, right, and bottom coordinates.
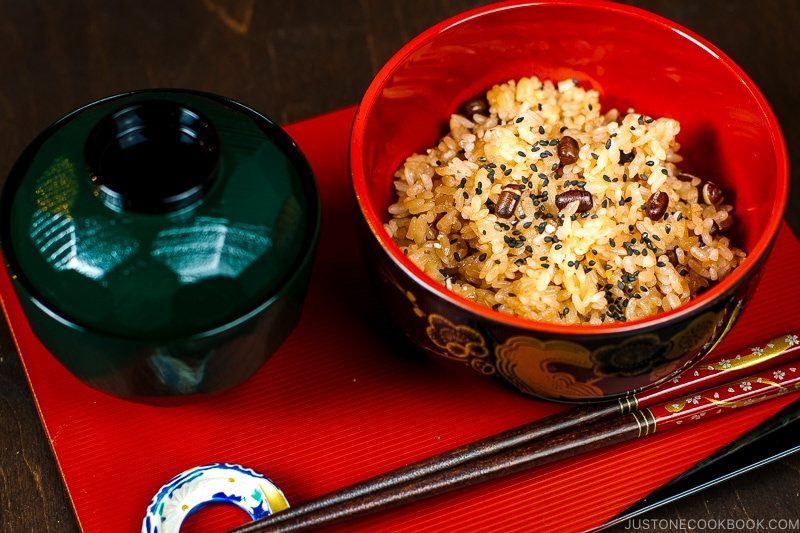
(2, 106, 799, 533)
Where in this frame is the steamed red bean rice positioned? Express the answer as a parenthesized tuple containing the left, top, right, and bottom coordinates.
(384, 77, 746, 325)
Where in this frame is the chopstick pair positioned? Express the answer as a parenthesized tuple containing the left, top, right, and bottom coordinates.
(225, 332, 800, 533)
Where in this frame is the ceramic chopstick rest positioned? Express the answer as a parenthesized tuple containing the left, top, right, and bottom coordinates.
(142, 463, 289, 533)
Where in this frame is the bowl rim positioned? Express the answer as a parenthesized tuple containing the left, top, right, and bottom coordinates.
(349, 0, 790, 336)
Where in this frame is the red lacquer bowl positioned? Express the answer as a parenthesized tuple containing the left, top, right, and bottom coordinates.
(349, 0, 789, 401)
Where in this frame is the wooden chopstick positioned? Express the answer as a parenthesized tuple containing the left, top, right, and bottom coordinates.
(225, 333, 800, 533)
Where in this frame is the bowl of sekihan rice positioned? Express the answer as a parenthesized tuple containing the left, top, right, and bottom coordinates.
(349, 0, 789, 401)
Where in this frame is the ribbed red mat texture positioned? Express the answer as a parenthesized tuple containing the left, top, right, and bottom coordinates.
(1, 106, 798, 533)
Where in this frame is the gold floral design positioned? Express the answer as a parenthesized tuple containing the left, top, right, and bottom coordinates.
(648, 312, 718, 383)
(426, 314, 489, 361)
(495, 336, 604, 399)
(590, 334, 669, 378)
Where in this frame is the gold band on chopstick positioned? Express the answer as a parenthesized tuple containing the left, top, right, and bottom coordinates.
(630, 408, 657, 437)
(617, 394, 639, 415)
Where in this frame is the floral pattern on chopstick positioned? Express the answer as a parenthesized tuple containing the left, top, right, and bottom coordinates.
(650, 364, 800, 432)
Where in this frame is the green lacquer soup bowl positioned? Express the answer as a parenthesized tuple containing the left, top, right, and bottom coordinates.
(0, 90, 320, 403)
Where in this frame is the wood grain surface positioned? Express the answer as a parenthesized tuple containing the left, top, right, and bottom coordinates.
(1, 1, 798, 532)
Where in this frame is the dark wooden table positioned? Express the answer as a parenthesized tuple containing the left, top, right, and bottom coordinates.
(1, 1, 798, 531)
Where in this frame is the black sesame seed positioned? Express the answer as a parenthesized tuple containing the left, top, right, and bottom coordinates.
(439, 269, 447, 276)
(554, 244, 563, 250)
(463, 191, 469, 199)
(517, 150, 526, 157)
(538, 125, 545, 134)
(665, 224, 672, 234)
(516, 116, 524, 123)
(605, 139, 612, 149)
(591, 152, 599, 160)
(638, 115, 644, 125)
(479, 253, 487, 261)
(661, 168, 668, 175)
(504, 168, 513, 176)
(454, 252, 461, 262)
(495, 259, 501, 264)
(646, 160, 655, 167)
(609, 238, 617, 247)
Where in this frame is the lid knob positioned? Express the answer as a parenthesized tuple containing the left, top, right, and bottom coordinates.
(85, 99, 220, 213)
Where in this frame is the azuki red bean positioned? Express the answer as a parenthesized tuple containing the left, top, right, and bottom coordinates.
(701, 182, 724, 205)
(555, 189, 593, 212)
(676, 171, 697, 182)
(460, 96, 489, 117)
(495, 185, 522, 218)
(644, 191, 669, 220)
(665, 247, 679, 266)
(618, 148, 636, 165)
(557, 136, 580, 165)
